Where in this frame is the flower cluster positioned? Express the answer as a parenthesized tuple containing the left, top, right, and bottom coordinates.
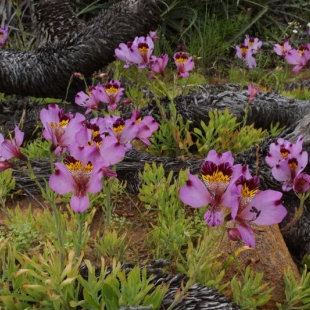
(274, 39, 310, 72)
(180, 150, 287, 247)
(236, 35, 262, 68)
(115, 31, 195, 78)
(266, 135, 310, 193)
(75, 80, 125, 113)
(40, 104, 158, 212)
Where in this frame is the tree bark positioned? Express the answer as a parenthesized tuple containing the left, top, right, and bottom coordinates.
(0, 0, 161, 100)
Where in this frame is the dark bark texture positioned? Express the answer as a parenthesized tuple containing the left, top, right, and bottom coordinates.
(0, 0, 161, 100)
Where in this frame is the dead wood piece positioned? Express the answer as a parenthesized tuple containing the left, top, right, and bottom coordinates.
(0, 0, 161, 100)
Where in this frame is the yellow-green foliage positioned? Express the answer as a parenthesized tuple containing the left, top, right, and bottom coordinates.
(194, 108, 267, 156)
(281, 87, 310, 101)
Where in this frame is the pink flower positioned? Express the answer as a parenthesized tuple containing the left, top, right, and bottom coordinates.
(102, 115, 139, 152)
(0, 25, 8, 47)
(130, 110, 159, 146)
(173, 52, 194, 78)
(248, 84, 259, 102)
(274, 40, 292, 56)
(285, 44, 310, 72)
(179, 150, 240, 226)
(1, 126, 26, 161)
(244, 35, 262, 54)
(293, 173, 310, 194)
(0, 134, 12, 171)
(266, 135, 305, 167)
(231, 174, 287, 247)
(75, 84, 106, 114)
(49, 154, 104, 213)
(115, 41, 134, 68)
(99, 80, 125, 111)
(236, 44, 256, 68)
(272, 155, 308, 191)
(40, 104, 85, 155)
(149, 54, 169, 76)
(128, 36, 154, 69)
(149, 30, 159, 41)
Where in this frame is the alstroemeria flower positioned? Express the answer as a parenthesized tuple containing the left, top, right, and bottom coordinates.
(244, 35, 262, 54)
(49, 155, 104, 213)
(128, 36, 154, 69)
(149, 54, 169, 76)
(266, 135, 305, 167)
(180, 150, 240, 226)
(115, 41, 134, 68)
(130, 110, 159, 146)
(236, 44, 256, 68)
(274, 40, 292, 56)
(0, 25, 8, 47)
(75, 84, 106, 114)
(0, 134, 12, 171)
(99, 80, 125, 111)
(173, 52, 194, 78)
(149, 30, 159, 41)
(40, 104, 85, 155)
(1, 126, 26, 161)
(102, 115, 139, 151)
(285, 44, 310, 72)
(232, 175, 287, 247)
(248, 84, 259, 102)
(293, 173, 310, 194)
(272, 155, 308, 191)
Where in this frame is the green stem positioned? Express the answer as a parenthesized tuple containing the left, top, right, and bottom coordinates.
(50, 199, 65, 267)
(104, 178, 113, 227)
(76, 212, 85, 259)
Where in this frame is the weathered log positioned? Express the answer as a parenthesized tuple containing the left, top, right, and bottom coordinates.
(0, 0, 161, 100)
(2, 83, 310, 140)
(33, 0, 80, 48)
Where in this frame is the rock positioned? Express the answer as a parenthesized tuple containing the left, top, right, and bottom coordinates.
(219, 224, 301, 309)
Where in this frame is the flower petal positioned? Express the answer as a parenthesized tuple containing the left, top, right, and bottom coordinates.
(49, 163, 76, 195)
(179, 172, 212, 208)
(70, 195, 90, 213)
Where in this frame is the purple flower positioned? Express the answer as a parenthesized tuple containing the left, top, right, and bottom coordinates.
(75, 84, 106, 114)
(0, 134, 12, 171)
(149, 54, 169, 76)
(285, 44, 310, 72)
(102, 115, 139, 151)
(149, 30, 159, 41)
(274, 40, 292, 56)
(248, 84, 259, 102)
(99, 80, 125, 111)
(115, 41, 134, 68)
(272, 155, 308, 191)
(236, 44, 256, 68)
(231, 175, 287, 247)
(128, 36, 154, 69)
(130, 110, 159, 146)
(0, 25, 8, 47)
(244, 35, 262, 54)
(173, 52, 194, 78)
(40, 104, 85, 155)
(266, 135, 305, 167)
(293, 173, 310, 194)
(1, 126, 26, 161)
(49, 154, 104, 213)
(179, 150, 240, 226)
